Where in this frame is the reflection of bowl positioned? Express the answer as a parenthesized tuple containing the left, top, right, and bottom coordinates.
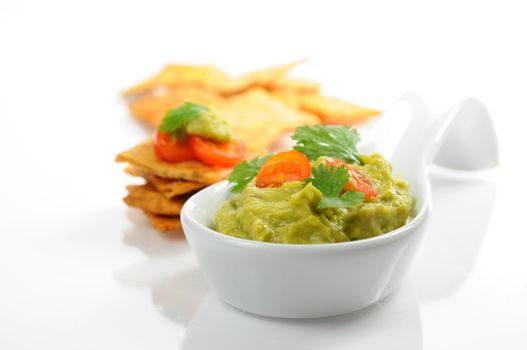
(181, 180, 430, 319)
(182, 284, 422, 350)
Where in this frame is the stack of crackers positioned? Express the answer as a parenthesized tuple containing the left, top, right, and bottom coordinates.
(116, 141, 230, 233)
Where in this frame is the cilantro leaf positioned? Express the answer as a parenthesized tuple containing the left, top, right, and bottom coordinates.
(228, 155, 272, 192)
(305, 163, 349, 197)
(292, 125, 362, 164)
(305, 164, 364, 209)
(158, 101, 210, 135)
(318, 190, 364, 209)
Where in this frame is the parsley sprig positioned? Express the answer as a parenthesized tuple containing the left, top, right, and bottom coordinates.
(305, 164, 364, 209)
(158, 101, 209, 135)
(292, 125, 362, 165)
(228, 155, 272, 192)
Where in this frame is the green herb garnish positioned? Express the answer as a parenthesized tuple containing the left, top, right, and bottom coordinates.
(305, 164, 364, 209)
(158, 101, 209, 135)
(228, 155, 272, 192)
(292, 125, 362, 165)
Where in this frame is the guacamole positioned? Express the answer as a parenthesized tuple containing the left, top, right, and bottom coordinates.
(215, 153, 415, 244)
(187, 109, 232, 142)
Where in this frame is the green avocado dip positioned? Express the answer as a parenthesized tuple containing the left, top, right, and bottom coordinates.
(215, 153, 416, 244)
(159, 101, 232, 142)
(186, 109, 232, 142)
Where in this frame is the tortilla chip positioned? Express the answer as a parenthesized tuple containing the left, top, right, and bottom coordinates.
(218, 89, 320, 152)
(116, 140, 230, 183)
(128, 87, 224, 126)
(269, 88, 303, 108)
(123, 65, 233, 97)
(124, 61, 306, 97)
(144, 212, 182, 233)
(124, 184, 187, 215)
(269, 78, 321, 94)
(298, 94, 381, 125)
(269, 78, 321, 108)
(226, 60, 305, 94)
(125, 166, 207, 198)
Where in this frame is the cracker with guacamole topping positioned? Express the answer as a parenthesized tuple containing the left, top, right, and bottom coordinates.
(144, 212, 182, 233)
(124, 184, 187, 215)
(124, 166, 206, 198)
(116, 141, 231, 184)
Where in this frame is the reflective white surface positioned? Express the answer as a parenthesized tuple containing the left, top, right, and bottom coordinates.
(1, 1, 526, 348)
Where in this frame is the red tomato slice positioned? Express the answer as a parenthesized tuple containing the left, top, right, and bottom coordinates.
(325, 157, 378, 200)
(154, 131, 195, 162)
(256, 150, 311, 188)
(188, 135, 246, 168)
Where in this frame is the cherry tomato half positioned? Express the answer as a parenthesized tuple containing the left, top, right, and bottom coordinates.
(325, 157, 378, 200)
(154, 131, 195, 162)
(188, 135, 246, 168)
(256, 150, 311, 188)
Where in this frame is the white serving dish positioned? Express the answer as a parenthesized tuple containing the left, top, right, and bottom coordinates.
(181, 92, 497, 318)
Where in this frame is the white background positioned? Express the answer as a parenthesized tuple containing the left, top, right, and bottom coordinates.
(1, 0, 526, 349)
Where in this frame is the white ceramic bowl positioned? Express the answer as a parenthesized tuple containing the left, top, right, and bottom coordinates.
(181, 180, 429, 318)
(181, 93, 497, 319)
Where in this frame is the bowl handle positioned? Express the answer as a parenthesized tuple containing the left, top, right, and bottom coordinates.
(361, 92, 499, 173)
